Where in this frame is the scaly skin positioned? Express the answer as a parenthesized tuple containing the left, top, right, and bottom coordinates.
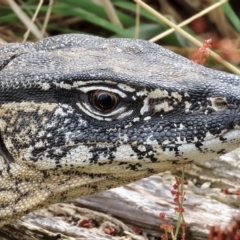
(0, 34, 240, 226)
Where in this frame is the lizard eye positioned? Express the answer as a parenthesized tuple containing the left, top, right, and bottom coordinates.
(90, 90, 118, 112)
(76, 85, 130, 121)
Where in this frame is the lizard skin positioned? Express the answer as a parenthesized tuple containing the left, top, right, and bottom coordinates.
(0, 34, 240, 226)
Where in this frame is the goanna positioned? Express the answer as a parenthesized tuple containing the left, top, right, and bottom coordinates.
(0, 34, 240, 226)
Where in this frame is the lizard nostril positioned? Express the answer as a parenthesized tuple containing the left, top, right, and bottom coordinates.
(89, 90, 119, 112)
(212, 97, 227, 111)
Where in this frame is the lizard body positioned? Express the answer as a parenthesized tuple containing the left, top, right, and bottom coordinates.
(0, 34, 240, 226)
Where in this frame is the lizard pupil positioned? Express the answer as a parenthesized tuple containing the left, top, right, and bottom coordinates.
(91, 90, 118, 112)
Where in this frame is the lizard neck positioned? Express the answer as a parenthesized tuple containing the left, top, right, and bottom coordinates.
(0, 157, 143, 226)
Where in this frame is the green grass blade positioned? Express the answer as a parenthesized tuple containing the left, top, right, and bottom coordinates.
(51, 4, 133, 37)
(62, 0, 135, 27)
(219, 0, 240, 32)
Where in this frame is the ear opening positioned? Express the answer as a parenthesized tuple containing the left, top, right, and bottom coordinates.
(211, 97, 227, 111)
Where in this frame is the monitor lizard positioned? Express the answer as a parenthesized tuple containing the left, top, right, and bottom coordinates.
(0, 34, 240, 227)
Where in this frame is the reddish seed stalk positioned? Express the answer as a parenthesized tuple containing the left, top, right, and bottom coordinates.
(159, 168, 187, 240)
(192, 39, 212, 65)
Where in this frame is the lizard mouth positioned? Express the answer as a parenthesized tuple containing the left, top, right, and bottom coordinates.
(24, 128, 240, 173)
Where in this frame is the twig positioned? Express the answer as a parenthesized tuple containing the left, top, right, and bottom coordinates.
(23, 0, 43, 42)
(149, 0, 228, 42)
(135, 2, 140, 38)
(41, 0, 54, 38)
(100, 0, 123, 28)
(7, 0, 42, 40)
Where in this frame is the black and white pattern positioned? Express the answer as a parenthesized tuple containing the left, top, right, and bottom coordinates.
(0, 34, 240, 226)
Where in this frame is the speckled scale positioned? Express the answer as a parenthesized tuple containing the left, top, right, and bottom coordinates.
(0, 34, 240, 226)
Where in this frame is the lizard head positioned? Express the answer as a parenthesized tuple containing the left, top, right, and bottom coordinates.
(0, 34, 240, 223)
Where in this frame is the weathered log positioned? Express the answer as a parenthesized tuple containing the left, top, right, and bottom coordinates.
(0, 150, 239, 239)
